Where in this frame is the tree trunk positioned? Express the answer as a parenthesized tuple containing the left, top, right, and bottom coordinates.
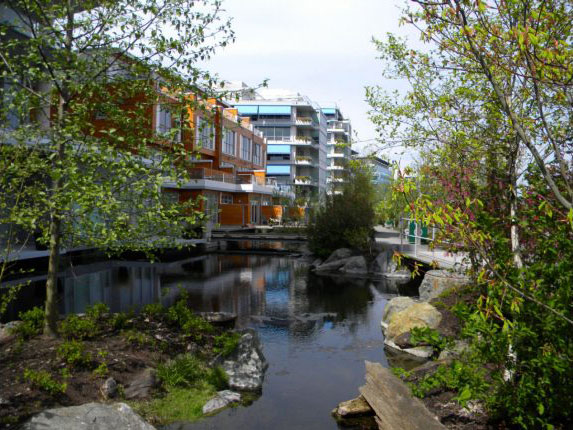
(509, 142, 523, 269)
(43, 214, 61, 337)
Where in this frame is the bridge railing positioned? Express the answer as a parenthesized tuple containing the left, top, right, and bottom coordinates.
(399, 218, 464, 269)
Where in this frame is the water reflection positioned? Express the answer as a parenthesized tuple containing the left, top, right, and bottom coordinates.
(2, 253, 419, 430)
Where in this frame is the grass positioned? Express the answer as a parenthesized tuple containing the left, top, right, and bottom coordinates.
(133, 382, 216, 424)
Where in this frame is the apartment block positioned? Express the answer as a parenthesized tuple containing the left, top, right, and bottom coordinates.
(228, 84, 329, 200)
(321, 107, 353, 194)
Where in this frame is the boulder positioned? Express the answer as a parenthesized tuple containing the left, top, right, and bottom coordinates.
(125, 368, 157, 400)
(221, 329, 268, 391)
(315, 257, 350, 273)
(383, 268, 411, 280)
(323, 248, 353, 265)
(339, 256, 368, 275)
(0, 321, 21, 345)
(202, 390, 241, 415)
(334, 395, 374, 417)
(438, 340, 470, 361)
(381, 297, 416, 331)
(100, 377, 118, 399)
(386, 303, 442, 341)
(371, 251, 391, 275)
(419, 270, 469, 301)
(21, 402, 155, 430)
(310, 258, 323, 270)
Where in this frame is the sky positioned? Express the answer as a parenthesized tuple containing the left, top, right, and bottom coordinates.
(203, 0, 420, 162)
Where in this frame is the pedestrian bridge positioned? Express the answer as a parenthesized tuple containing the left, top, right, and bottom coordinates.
(373, 224, 466, 270)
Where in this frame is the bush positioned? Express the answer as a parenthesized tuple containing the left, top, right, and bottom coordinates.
(157, 355, 206, 389)
(307, 160, 376, 257)
(11, 307, 44, 339)
(85, 303, 109, 322)
(142, 302, 164, 319)
(205, 366, 228, 391)
(111, 312, 129, 330)
(166, 296, 214, 339)
(23, 369, 67, 395)
(213, 332, 240, 358)
(57, 340, 92, 368)
(59, 314, 98, 340)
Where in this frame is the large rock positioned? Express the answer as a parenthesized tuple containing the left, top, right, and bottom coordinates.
(323, 248, 353, 265)
(334, 395, 374, 417)
(21, 402, 155, 430)
(339, 256, 368, 275)
(0, 321, 21, 345)
(386, 303, 442, 340)
(125, 368, 157, 400)
(315, 258, 349, 273)
(381, 297, 416, 331)
(419, 270, 469, 301)
(221, 329, 267, 391)
(371, 251, 393, 275)
(202, 390, 241, 415)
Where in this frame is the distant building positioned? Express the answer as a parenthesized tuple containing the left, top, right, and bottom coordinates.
(225, 82, 334, 200)
(321, 107, 352, 194)
(353, 153, 392, 185)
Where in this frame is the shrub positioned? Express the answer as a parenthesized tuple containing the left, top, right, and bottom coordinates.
(111, 312, 129, 330)
(122, 329, 155, 347)
(166, 296, 214, 339)
(205, 366, 228, 391)
(23, 369, 67, 395)
(142, 302, 164, 319)
(57, 340, 92, 368)
(157, 355, 206, 389)
(93, 362, 109, 378)
(11, 307, 44, 339)
(85, 303, 109, 322)
(213, 332, 240, 358)
(59, 314, 98, 340)
(307, 160, 376, 257)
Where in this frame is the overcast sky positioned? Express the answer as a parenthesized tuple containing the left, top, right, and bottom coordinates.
(203, 0, 419, 162)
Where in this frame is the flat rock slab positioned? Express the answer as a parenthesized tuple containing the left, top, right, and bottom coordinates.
(359, 361, 445, 430)
(21, 402, 155, 430)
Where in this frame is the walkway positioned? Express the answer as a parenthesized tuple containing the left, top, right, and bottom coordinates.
(373, 225, 466, 270)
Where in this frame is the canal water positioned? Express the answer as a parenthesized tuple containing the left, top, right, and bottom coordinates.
(2, 252, 420, 429)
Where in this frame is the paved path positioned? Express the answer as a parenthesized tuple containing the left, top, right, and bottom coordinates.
(373, 225, 466, 270)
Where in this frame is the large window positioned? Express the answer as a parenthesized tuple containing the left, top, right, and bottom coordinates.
(241, 136, 251, 161)
(196, 116, 215, 150)
(260, 127, 291, 141)
(253, 144, 262, 165)
(223, 128, 235, 155)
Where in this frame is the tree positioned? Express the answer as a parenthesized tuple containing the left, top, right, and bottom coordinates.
(367, 1, 573, 426)
(307, 160, 377, 258)
(0, 0, 234, 336)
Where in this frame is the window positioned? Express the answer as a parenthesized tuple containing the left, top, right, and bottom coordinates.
(221, 194, 233, 204)
(241, 136, 251, 161)
(253, 144, 262, 165)
(157, 105, 172, 134)
(260, 127, 290, 141)
(196, 116, 215, 150)
(223, 128, 235, 155)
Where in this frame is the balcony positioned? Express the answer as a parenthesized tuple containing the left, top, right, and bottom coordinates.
(327, 165, 346, 170)
(294, 176, 318, 186)
(295, 156, 313, 165)
(327, 152, 346, 158)
(295, 117, 318, 127)
(327, 177, 346, 183)
(162, 167, 275, 195)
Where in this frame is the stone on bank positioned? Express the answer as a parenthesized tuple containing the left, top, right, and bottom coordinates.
(21, 403, 155, 430)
